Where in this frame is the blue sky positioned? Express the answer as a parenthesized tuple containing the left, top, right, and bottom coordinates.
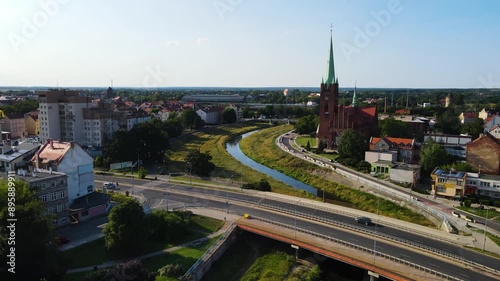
(1, 0, 500, 88)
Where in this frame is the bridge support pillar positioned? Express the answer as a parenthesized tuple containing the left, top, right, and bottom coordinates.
(367, 271, 379, 281)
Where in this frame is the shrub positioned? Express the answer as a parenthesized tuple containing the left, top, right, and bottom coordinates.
(138, 167, 147, 179)
(479, 199, 491, 206)
(464, 200, 472, 208)
(158, 263, 184, 277)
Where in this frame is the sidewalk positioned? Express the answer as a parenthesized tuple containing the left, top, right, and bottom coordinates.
(67, 218, 235, 274)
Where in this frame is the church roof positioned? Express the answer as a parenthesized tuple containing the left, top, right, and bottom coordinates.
(324, 34, 336, 85)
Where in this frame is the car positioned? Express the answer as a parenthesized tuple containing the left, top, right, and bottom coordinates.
(355, 216, 372, 225)
(56, 236, 70, 245)
(103, 182, 116, 189)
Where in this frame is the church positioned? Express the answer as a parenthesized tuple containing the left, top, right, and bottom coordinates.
(316, 35, 378, 149)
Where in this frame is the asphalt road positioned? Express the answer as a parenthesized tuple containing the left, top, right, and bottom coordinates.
(94, 174, 500, 279)
(280, 134, 500, 234)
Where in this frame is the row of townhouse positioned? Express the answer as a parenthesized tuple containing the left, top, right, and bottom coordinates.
(431, 168, 500, 200)
(2, 139, 109, 227)
(0, 111, 39, 140)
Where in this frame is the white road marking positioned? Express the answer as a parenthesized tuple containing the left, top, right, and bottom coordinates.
(152, 199, 164, 209)
(428, 263, 440, 268)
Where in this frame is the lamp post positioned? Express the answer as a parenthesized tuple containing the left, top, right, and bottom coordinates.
(482, 207, 489, 251)
(294, 198, 302, 241)
(165, 192, 169, 212)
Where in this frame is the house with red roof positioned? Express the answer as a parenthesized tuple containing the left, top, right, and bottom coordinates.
(489, 125, 500, 139)
(369, 136, 418, 164)
(459, 112, 479, 124)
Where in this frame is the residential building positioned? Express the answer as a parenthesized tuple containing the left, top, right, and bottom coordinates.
(3, 113, 27, 139)
(181, 94, 248, 103)
(316, 36, 378, 148)
(484, 114, 500, 132)
(83, 103, 127, 147)
(32, 140, 95, 205)
(365, 150, 397, 174)
(466, 133, 500, 175)
(24, 111, 39, 136)
(369, 136, 418, 164)
(489, 125, 500, 139)
(424, 133, 472, 158)
(14, 169, 69, 227)
(0, 143, 40, 174)
(459, 112, 478, 124)
(126, 108, 151, 130)
(478, 108, 489, 120)
(196, 106, 224, 124)
(430, 168, 466, 198)
(38, 89, 92, 144)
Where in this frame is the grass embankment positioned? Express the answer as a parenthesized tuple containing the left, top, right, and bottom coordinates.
(457, 206, 500, 222)
(295, 136, 317, 148)
(201, 240, 256, 281)
(167, 122, 312, 198)
(63, 215, 222, 269)
(240, 251, 320, 281)
(63, 236, 221, 281)
(240, 125, 434, 227)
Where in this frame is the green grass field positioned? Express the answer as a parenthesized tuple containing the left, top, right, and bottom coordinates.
(456, 206, 500, 221)
(203, 241, 256, 281)
(295, 136, 317, 148)
(240, 252, 295, 281)
(239, 125, 434, 227)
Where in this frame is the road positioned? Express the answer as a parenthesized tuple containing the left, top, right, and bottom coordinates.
(279, 133, 500, 234)
(90, 175, 500, 280)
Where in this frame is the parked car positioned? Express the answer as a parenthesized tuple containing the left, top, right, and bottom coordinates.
(103, 182, 116, 189)
(355, 216, 372, 225)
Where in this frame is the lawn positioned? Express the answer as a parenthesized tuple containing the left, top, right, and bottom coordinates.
(240, 251, 295, 281)
(456, 206, 500, 222)
(239, 125, 435, 227)
(295, 136, 317, 148)
(63, 236, 221, 281)
(63, 216, 223, 269)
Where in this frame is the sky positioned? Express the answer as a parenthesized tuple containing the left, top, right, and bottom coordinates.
(1, 0, 500, 89)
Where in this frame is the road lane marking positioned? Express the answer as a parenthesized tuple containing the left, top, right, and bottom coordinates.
(428, 263, 440, 268)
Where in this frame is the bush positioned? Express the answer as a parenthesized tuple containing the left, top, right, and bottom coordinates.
(145, 210, 189, 241)
(158, 264, 184, 277)
(464, 200, 472, 208)
(479, 199, 491, 206)
(242, 179, 271, 191)
(138, 167, 147, 179)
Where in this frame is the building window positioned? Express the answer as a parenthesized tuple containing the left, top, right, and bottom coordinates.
(41, 194, 47, 202)
(51, 193, 57, 201)
(437, 186, 446, 193)
(60, 191, 65, 198)
(82, 210, 89, 217)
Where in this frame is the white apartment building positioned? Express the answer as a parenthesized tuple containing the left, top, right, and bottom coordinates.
(83, 104, 127, 147)
(38, 90, 92, 144)
(126, 109, 151, 130)
(465, 173, 500, 200)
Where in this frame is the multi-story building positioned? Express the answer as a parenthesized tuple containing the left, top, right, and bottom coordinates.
(369, 137, 418, 164)
(32, 140, 95, 205)
(0, 143, 40, 174)
(37, 89, 92, 144)
(24, 111, 39, 136)
(196, 106, 224, 124)
(15, 169, 69, 227)
(489, 125, 500, 139)
(3, 113, 27, 139)
(126, 108, 151, 130)
(466, 132, 500, 175)
(424, 133, 472, 158)
(430, 168, 466, 198)
(484, 114, 500, 132)
(83, 103, 127, 147)
(459, 112, 478, 124)
(465, 173, 500, 199)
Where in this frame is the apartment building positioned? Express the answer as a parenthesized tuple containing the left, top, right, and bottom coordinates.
(83, 103, 127, 147)
(126, 108, 151, 130)
(430, 168, 466, 198)
(3, 113, 27, 139)
(38, 89, 92, 144)
(15, 169, 69, 227)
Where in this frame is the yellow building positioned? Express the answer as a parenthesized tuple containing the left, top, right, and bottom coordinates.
(430, 168, 466, 198)
(24, 111, 39, 136)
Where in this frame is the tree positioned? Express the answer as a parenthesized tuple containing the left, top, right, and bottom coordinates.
(337, 129, 367, 162)
(222, 107, 237, 123)
(294, 115, 318, 135)
(145, 210, 188, 241)
(185, 151, 215, 177)
(242, 106, 252, 118)
(436, 109, 461, 134)
(138, 167, 147, 179)
(103, 200, 146, 254)
(0, 180, 66, 281)
(181, 109, 204, 130)
(317, 140, 326, 154)
(378, 118, 411, 138)
(158, 264, 184, 278)
(305, 141, 311, 151)
(419, 140, 450, 174)
(460, 118, 484, 140)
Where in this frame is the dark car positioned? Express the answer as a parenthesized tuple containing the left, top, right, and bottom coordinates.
(355, 216, 372, 225)
(56, 236, 70, 245)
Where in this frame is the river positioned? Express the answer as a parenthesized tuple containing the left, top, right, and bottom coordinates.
(225, 131, 318, 196)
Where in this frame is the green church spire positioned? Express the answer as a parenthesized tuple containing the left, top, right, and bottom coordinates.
(352, 80, 358, 107)
(324, 29, 336, 85)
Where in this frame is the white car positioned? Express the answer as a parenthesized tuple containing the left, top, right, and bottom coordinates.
(103, 182, 116, 189)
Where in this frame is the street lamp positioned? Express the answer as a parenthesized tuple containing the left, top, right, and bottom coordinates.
(165, 192, 169, 211)
(483, 207, 490, 251)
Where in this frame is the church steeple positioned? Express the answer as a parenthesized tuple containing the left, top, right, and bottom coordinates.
(352, 80, 358, 107)
(324, 27, 336, 85)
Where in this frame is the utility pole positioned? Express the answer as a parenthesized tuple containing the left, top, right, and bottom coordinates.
(483, 208, 489, 251)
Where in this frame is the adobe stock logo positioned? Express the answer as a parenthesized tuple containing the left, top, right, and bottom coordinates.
(340, 0, 405, 63)
(142, 65, 169, 88)
(477, 74, 500, 89)
(8, 0, 72, 53)
(213, 0, 245, 21)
